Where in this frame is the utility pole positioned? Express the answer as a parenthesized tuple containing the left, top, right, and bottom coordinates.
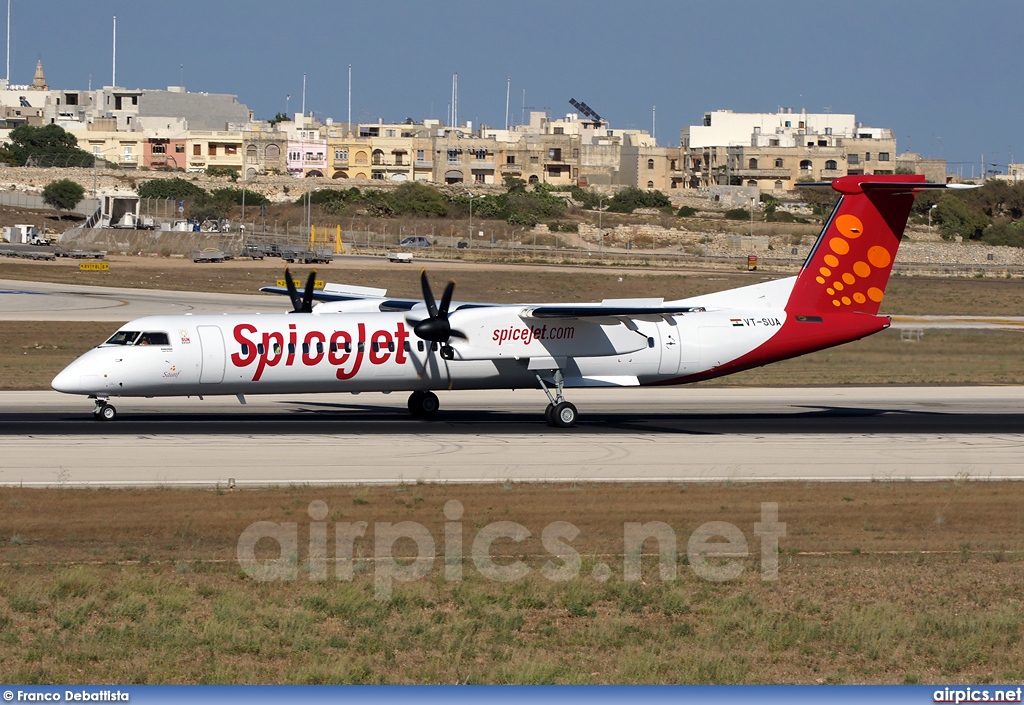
(301, 73, 306, 118)
(347, 64, 352, 130)
(111, 15, 116, 87)
(504, 76, 510, 131)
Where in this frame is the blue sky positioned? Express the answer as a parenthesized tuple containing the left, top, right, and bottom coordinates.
(14, 1, 1023, 175)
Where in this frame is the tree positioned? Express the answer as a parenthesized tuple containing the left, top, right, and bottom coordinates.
(386, 182, 448, 217)
(933, 195, 990, 240)
(42, 178, 85, 215)
(269, 112, 290, 127)
(0, 124, 93, 167)
(136, 177, 206, 201)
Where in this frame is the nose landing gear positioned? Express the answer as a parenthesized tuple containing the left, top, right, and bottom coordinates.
(92, 398, 117, 422)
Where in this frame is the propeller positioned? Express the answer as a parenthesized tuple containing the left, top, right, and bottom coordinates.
(284, 267, 318, 313)
(411, 269, 466, 345)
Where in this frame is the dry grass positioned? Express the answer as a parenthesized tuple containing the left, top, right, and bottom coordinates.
(1, 482, 1023, 684)
(6, 257, 1024, 315)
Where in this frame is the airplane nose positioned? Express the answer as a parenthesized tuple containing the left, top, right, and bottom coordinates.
(51, 364, 83, 394)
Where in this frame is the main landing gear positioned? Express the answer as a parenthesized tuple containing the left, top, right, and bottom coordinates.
(91, 398, 117, 422)
(408, 390, 440, 418)
(536, 371, 577, 428)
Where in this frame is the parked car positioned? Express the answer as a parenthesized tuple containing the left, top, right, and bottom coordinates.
(398, 236, 430, 247)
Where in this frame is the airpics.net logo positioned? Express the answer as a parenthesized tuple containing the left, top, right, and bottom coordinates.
(236, 500, 785, 600)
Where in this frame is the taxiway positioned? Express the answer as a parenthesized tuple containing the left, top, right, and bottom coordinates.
(2, 386, 1022, 486)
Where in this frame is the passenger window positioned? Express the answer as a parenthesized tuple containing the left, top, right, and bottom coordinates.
(372, 342, 380, 352)
(329, 342, 337, 353)
(417, 341, 425, 352)
(287, 343, 295, 355)
(240, 344, 250, 356)
(357, 342, 365, 353)
(273, 343, 282, 355)
(301, 343, 309, 355)
(316, 342, 324, 354)
(257, 343, 265, 355)
(388, 341, 395, 352)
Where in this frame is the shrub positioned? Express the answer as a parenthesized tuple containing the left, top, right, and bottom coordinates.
(137, 177, 206, 201)
(386, 182, 448, 217)
(724, 208, 751, 220)
(205, 166, 239, 182)
(677, 205, 697, 217)
(606, 187, 671, 213)
(981, 221, 1024, 247)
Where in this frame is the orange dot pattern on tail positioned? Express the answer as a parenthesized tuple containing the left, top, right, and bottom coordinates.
(811, 215, 893, 308)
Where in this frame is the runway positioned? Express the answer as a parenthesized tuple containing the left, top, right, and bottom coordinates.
(2, 387, 1022, 486)
(0, 278, 281, 321)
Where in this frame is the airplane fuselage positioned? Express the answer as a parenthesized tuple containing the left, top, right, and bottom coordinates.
(50, 299, 888, 400)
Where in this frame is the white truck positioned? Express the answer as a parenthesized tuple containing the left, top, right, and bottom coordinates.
(1, 224, 45, 245)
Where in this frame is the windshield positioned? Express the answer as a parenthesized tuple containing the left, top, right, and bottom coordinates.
(105, 331, 140, 346)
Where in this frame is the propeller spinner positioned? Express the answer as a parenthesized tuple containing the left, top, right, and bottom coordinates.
(411, 269, 466, 346)
(284, 267, 318, 313)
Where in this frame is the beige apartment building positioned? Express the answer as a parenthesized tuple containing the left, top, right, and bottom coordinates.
(682, 109, 901, 192)
(185, 131, 244, 173)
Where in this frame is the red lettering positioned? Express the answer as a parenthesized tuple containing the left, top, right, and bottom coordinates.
(369, 329, 392, 365)
(253, 331, 284, 381)
(336, 323, 365, 380)
(231, 324, 257, 367)
(394, 321, 409, 364)
(286, 323, 297, 366)
(328, 330, 352, 366)
(303, 331, 326, 366)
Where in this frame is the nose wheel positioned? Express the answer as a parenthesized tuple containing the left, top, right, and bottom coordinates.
(536, 371, 578, 428)
(92, 400, 117, 422)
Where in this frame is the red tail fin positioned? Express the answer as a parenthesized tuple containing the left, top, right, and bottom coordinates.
(787, 174, 925, 315)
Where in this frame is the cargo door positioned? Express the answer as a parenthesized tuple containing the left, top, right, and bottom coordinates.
(197, 325, 226, 384)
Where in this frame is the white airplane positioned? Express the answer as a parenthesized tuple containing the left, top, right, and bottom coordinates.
(52, 175, 961, 427)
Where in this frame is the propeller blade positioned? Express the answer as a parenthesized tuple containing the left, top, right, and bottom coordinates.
(420, 269, 438, 319)
(284, 267, 302, 312)
(438, 280, 456, 318)
(301, 270, 318, 313)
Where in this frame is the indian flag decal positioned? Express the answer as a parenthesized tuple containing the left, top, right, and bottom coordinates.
(730, 319, 744, 327)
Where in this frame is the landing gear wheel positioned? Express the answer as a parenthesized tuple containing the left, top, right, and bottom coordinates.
(544, 403, 556, 426)
(408, 391, 440, 417)
(551, 401, 577, 428)
(95, 404, 117, 422)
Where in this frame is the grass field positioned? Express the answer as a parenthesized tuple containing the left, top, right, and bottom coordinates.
(5, 257, 1024, 315)
(1, 481, 1022, 684)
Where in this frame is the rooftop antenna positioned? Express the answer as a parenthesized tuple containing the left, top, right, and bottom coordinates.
(111, 15, 116, 87)
(6, 0, 10, 84)
(504, 76, 510, 131)
(347, 64, 351, 130)
(521, 88, 525, 127)
(652, 104, 656, 141)
(301, 73, 306, 118)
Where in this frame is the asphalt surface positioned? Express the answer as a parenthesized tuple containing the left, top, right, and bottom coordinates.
(2, 387, 1022, 486)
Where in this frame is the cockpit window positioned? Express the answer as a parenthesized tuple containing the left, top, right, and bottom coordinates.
(105, 331, 140, 346)
(137, 332, 170, 346)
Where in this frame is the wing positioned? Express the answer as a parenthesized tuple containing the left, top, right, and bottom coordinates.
(259, 282, 499, 314)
